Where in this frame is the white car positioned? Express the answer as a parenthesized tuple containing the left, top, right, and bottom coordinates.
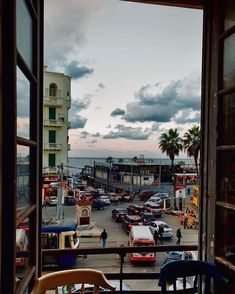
(151, 193, 170, 200)
(145, 197, 161, 207)
(149, 220, 173, 238)
(99, 195, 111, 205)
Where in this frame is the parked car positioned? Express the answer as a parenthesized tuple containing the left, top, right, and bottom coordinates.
(112, 208, 127, 223)
(126, 204, 147, 215)
(151, 192, 170, 200)
(144, 206, 162, 218)
(117, 192, 133, 202)
(99, 195, 111, 206)
(162, 251, 194, 266)
(139, 190, 155, 201)
(47, 196, 58, 206)
(149, 221, 174, 238)
(109, 193, 119, 203)
(92, 199, 105, 210)
(122, 215, 143, 234)
(64, 196, 76, 206)
(165, 207, 181, 216)
(139, 212, 158, 225)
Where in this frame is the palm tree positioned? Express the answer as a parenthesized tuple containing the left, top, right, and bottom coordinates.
(132, 156, 138, 163)
(159, 128, 183, 208)
(183, 126, 200, 178)
(106, 156, 113, 184)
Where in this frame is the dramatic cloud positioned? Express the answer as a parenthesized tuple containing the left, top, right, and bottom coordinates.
(111, 108, 125, 117)
(103, 125, 151, 140)
(69, 97, 91, 129)
(92, 132, 101, 137)
(63, 60, 94, 80)
(123, 75, 201, 124)
(151, 123, 161, 132)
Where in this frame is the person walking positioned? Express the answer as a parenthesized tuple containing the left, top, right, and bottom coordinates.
(176, 228, 182, 245)
(158, 223, 164, 245)
(100, 229, 108, 247)
(180, 213, 184, 226)
(184, 213, 189, 229)
(153, 229, 159, 245)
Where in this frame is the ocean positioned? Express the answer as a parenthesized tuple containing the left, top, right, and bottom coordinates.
(67, 157, 194, 174)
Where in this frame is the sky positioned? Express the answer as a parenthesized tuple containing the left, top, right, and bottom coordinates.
(44, 0, 203, 158)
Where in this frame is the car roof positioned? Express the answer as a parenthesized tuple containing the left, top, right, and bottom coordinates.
(126, 215, 141, 220)
(150, 220, 168, 225)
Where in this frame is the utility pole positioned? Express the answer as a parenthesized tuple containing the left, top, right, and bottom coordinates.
(56, 163, 64, 221)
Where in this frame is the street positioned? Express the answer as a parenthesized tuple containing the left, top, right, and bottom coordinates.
(42, 198, 198, 291)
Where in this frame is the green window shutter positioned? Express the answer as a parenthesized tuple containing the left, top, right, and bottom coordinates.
(49, 108, 56, 119)
(49, 130, 56, 143)
(48, 154, 56, 167)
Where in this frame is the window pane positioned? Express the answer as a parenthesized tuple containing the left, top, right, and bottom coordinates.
(17, 146, 30, 210)
(224, 0, 235, 31)
(15, 227, 29, 279)
(218, 151, 235, 205)
(17, 67, 30, 139)
(218, 93, 235, 146)
(223, 33, 235, 88)
(216, 207, 235, 266)
(16, 0, 33, 70)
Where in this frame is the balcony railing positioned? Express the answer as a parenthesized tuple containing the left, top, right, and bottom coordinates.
(44, 96, 64, 107)
(38, 244, 198, 293)
(43, 119, 63, 127)
(42, 167, 58, 175)
(43, 143, 62, 150)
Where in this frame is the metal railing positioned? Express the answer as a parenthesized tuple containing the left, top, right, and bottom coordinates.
(43, 143, 62, 150)
(43, 119, 63, 127)
(40, 244, 198, 293)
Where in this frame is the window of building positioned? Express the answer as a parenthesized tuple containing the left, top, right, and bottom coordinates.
(49, 130, 56, 143)
(49, 154, 56, 167)
(49, 107, 56, 120)
(49, 83, 57, 97)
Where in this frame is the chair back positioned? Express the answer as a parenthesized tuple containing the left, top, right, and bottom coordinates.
(31, 269, 116, 294)
(159, 260, 226, 294)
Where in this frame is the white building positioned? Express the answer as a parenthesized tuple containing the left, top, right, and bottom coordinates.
(43, 66, 71, 177)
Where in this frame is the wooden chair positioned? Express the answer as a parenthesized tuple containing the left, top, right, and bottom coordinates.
(159, 260, 228, 294)
(31, 269, 116, 294)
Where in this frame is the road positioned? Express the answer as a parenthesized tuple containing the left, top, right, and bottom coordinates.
(42, 198, 198, 291)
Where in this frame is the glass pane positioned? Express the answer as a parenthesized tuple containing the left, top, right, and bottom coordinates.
(223, 33, 235, 88)
(15, 227, 29, 281)
(224, 0, 235, 31)
(219, 92, 235, 145)
(17, 145, 30, 210)
(216, 207, 235, 266)
(218, 151, 235, 205)
(17, 67, 30, 139)
(16, 0, 33, 70)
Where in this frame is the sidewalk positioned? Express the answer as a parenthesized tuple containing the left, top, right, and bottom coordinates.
(76, 221, 102, 238)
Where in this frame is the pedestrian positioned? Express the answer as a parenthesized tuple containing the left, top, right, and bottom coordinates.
(176, 228, 182, 245)
(184, 213, 188, 229)
(158, 223, 164, 244)
(180, 213, 184, 225)
(100, 229, 108, 247)
(153, 229, 159, 245)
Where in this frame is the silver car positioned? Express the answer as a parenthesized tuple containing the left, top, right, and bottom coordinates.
(149, 220, 173, 238)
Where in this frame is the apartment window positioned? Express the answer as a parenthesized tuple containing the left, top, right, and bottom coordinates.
(49, 154, 56, 167)
(49, 107, 56, 120)
(49, 130, 56, 143)
(49, 83, 57, 97)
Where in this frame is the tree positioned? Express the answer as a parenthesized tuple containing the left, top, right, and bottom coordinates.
(158, 128, 183, 208)
(183, 126, 200, 177)
(118, 158, 124, 163)
(132, 156, 138, 163)
(106, 156, 113, 184)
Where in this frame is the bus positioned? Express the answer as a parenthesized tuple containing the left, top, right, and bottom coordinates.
(129, 226, 155, 263)
(41, 218, 79, 268)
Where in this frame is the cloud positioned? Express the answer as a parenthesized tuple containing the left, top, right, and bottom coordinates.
(86, 139, 97, 144)
(92, 132, 101, 137)
(98, 83, 105, 89)
(44, 0, 104, 67)
(17, 69, 30, 118)
(111, 108, 125, 117)
(63, 60, 94, 80)
(103, 124, 152, 140)
(174, 109, 201, 124)
(70, 116, 87, 129)
(123, 74, 201, 124)
(151, 123, 161, 131)
(80, 131, 89, 139)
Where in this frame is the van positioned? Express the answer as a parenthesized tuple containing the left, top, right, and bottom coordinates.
(16, 229, 28, 266)
(129, 226, 155, 263)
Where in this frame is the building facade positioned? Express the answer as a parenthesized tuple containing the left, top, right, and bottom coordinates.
(43, 66, 71, 177)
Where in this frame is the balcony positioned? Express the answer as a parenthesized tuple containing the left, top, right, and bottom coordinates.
(42, 167, 58, 175)
(44, 96, 64, 107)
(37, 245, 199, 293)
(43, 143, 62, 150)
(43, 119, 63, 127)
